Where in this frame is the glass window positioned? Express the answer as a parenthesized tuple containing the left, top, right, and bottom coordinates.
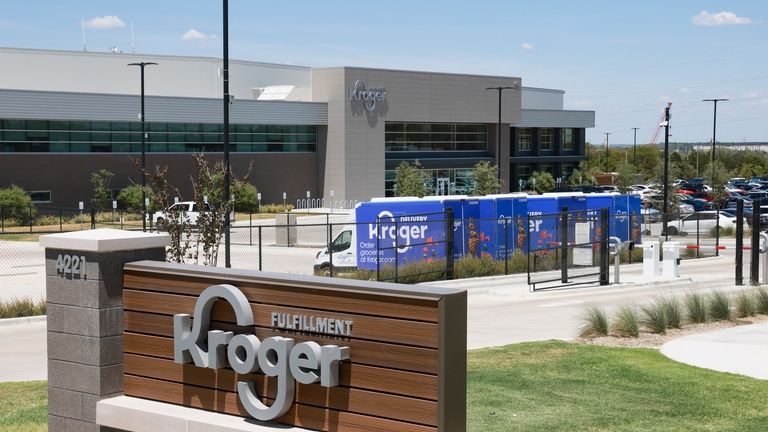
(518, 128, 532, 151)
(540, 128, 553, 151)
(562, 128, 574, 150)
(385, 122, 486, 152)
(29, 191, 52, 203)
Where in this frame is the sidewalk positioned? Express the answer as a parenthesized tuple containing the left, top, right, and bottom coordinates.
(661, 323, 768, 380)
(0, 317, 46, 382)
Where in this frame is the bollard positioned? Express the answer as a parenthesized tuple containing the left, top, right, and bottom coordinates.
(761, 233, 768, 284)
(639, 241, 660, 278)
(662, 241, 681, 278)
(608, 236, 622, 284)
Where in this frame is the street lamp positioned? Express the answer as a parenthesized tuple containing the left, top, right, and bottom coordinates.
(127, 61, 158, 232)
(222, 0, 232, 268)
(487, 84, 519, 192)
(703, 98, 728, 256)
(662, 104, 671, 240)
(631, 127, 639, 165)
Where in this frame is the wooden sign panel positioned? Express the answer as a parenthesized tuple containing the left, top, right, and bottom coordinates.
(122, 261, 466, 432)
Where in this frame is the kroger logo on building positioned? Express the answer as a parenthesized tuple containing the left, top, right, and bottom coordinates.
(349, 79, 387, 112)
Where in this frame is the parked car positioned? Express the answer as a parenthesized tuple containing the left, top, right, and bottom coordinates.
(680, 197, 715, 212)
(663, 211, 746, 236)
(641, 207, 662, 223)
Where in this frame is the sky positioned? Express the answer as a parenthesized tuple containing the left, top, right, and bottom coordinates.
(2, 1, 768, 145)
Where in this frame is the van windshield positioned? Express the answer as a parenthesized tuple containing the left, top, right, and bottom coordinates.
(331, 230, 352, 252)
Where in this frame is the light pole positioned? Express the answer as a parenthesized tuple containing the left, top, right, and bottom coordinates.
(127, 61, 158, 232)
(631, 127, 639, 165)
(486, 85, 517, 192)
(223, 0, 232, 268)
(604, 132, 611, 170)
(662, 105, 671, 240)
(703, 98, 728, 256)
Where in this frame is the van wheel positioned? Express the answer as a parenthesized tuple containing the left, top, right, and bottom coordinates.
(319, 265, 331, 277)
(665, 226, 679, 236)
(156, 218, 166, 231)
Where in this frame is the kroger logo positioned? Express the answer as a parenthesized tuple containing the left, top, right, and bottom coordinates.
(349, 79, 387, 112)
(368, 210, 429, 253)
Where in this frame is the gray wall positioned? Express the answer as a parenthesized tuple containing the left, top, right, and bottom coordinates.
(312, 67, 522, 202)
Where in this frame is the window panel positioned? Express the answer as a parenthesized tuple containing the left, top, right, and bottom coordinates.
(540, 128, 553, 151)
(518, 128, 532, 151)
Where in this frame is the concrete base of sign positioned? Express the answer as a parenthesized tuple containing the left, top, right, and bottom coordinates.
(97, 396, 314, 432)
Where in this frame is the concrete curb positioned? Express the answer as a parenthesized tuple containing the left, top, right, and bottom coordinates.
(0, 315, 46, 327)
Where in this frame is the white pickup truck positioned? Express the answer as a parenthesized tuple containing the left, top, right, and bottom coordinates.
(149, 201, 212, 229)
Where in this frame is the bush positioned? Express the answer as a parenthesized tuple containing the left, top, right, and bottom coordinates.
(33, 215, 59, 226)
(756, 288, 768, 315)
(578, 306, 609, 337)
(0, 185, 34, 224)
(611, 305, 640, 338)
(232, 181, 259, 212)
(0, 299, 46, 319)
(619, 247, 644, 264)
(117, 185, 156, 213)
(735, 291, 757, 318)
(709, 291, 732, 321)
(640, 303, 667, 334)
(455, 256, 505, 279)
(684, 293, 708, 324)
(259, 203, 294, 213)
(658, 297, 683, 329)
(709, 226, 735, 237)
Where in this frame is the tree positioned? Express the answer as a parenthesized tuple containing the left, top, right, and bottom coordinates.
(190, 154, 235, 266)
(0, 185, 34, 224)
(472, 161, 500, 195)
(117, 185, 156, 213)
(232, 180, 259, 212)
(738, 163, 763, 180)
(705, 160, 732, 208)
(614, 162, 636, 194)
(528, 171, 555, 194)
(90, 169, 114, 209)
(394, 161, 428, 197)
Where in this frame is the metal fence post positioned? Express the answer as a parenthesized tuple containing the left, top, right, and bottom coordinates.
(90, 204, 96, 230)
(599, 208, 610, 285)
(696, 212, 700, 258)
(328, 222, 334, 278)
(504, 217, 509, 275)
(249, 212, 253, 246)
(628, 212, 632, 264)
(751, 201, 760, 285)
(446, 208, 454, 280)
(1, 205, 4, 233)
(394, 218, 399, 283)
(29, 204, 33, 233)
(258, 226, 263, 271)
(735, 199, 744, 286)
(376, 217, 381, 282)
(560, 206, 568, 284)
(59, 208, 63, 232)
(120, 210, 124, 230)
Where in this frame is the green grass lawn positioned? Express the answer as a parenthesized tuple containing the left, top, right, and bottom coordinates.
(4, 342, 768, 431)
(469, 341, 768, 432)
(0, 381, 47, 432)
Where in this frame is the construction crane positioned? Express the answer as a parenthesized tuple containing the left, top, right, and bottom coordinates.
(648, 101, 672, 145)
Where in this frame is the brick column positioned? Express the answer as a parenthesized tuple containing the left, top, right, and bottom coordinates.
(40, 229, 169, 432)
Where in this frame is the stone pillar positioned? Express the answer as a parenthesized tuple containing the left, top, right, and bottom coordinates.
(40, 229, 169, 432)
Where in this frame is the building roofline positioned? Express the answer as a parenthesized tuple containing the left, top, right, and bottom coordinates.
(312, 66, 521, 81)
(0, 46, 312, 71)
(522, 86, 565, 94)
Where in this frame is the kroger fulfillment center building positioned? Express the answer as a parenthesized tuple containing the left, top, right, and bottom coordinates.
(0, 47, 594, 207)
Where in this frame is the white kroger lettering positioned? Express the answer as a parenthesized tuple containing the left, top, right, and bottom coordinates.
(174, 284, 350, 422)
(367, 210, 429, 253)
(349, 79, 387, 112)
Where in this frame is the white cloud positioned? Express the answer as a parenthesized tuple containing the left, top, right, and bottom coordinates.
(83, 16, 126, 29)
(521, 42, 534, 51)
(691, 10, 752, 26)
(182, 28, 216, 41)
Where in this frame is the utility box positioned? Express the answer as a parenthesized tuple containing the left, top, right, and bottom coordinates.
(641, 241, 660, 278)
(275, 213, 297, 246)
(662, 241, 681, 278)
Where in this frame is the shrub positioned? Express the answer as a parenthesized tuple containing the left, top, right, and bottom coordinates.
(33, 215, 59, 226)
(619, 247, 644, 264)
(259, 203, 294, 213)
(455, 256, 504, 279)
(0, 299, 46, 319)
(658, 297, 683, 329)
(117, 185, 156, 213)
(640, 303, 667, 334)
(611, 305, 640, 338)
(709, 225, 734, 237)
(0, 185, 34, 224)
(578, 306, 609, 337)
(735, 291, 757, 318)
(232, 180, 259, 212)
(684, 292, 708, 324)
(709, 291, 732, 321)
(756, 288, 768, 315)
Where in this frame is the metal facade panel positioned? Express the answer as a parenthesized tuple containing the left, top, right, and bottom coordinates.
(0, 89, 327, 125)
(516, 109, 595, 128)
